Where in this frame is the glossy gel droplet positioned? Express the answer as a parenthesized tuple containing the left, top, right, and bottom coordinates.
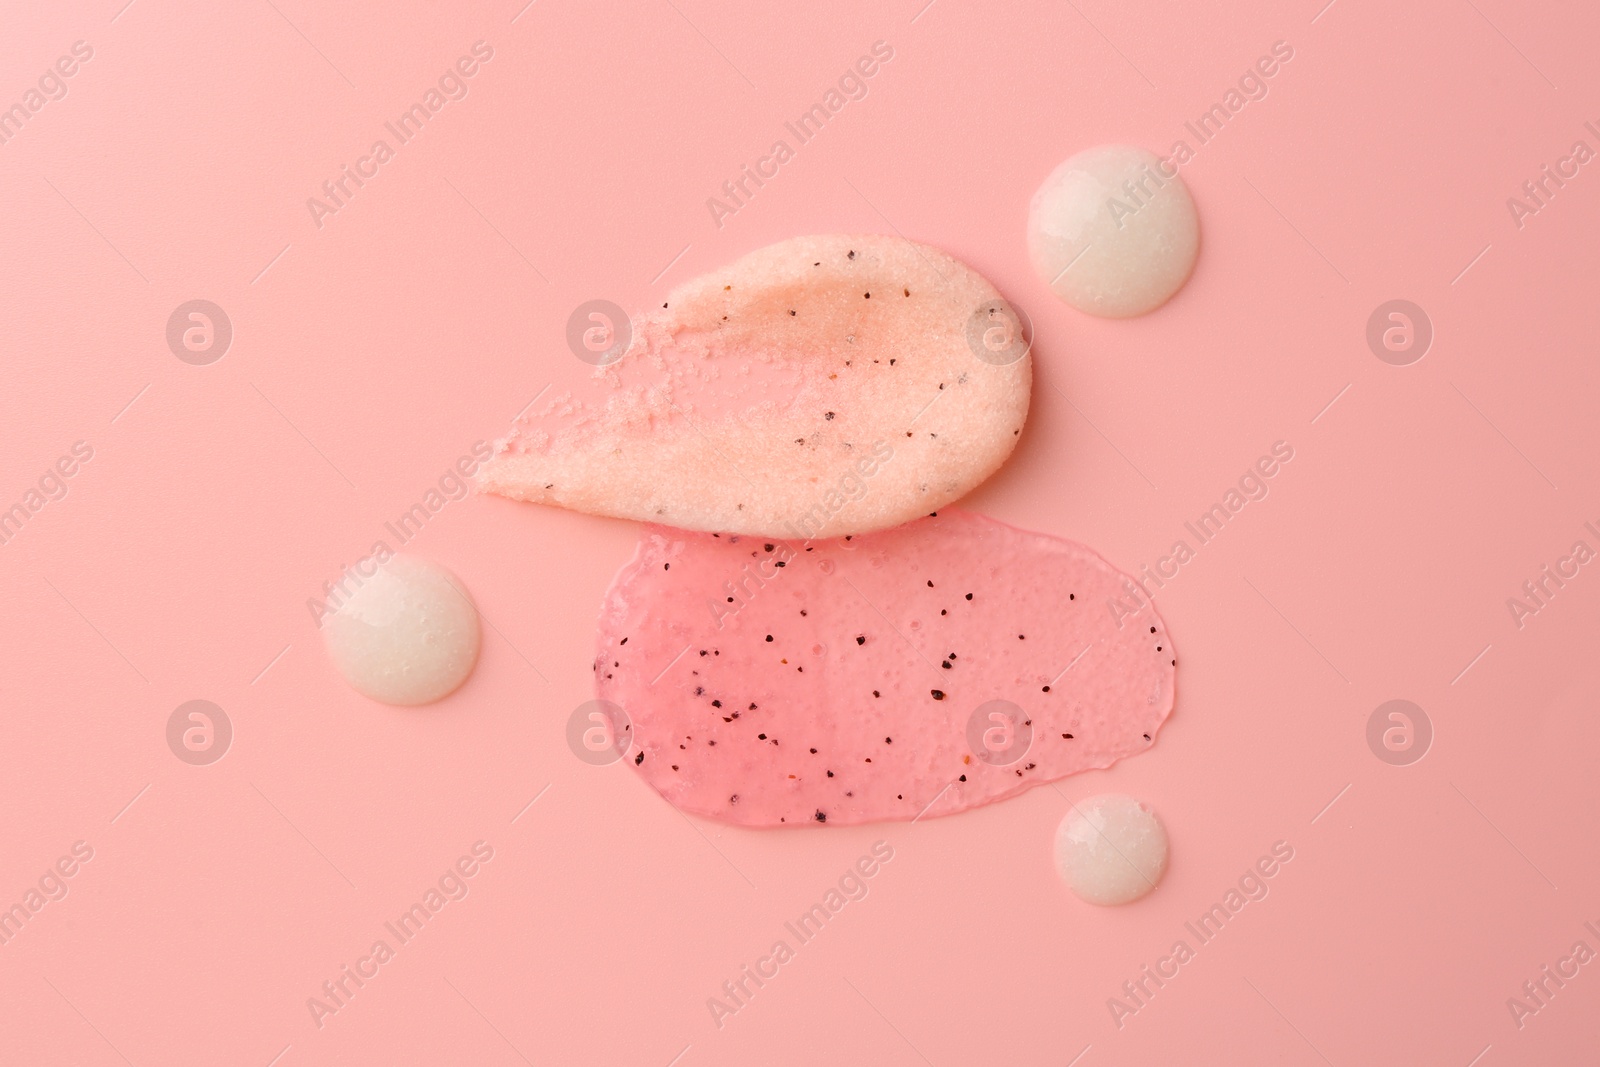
(321, 556, 480, 706)
(1055, 793, 1168, 905)
(1028, 144, 1199, 318)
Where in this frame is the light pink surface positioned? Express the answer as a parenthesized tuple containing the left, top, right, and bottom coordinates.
(597, 511, 1174, 827)
(3, 1, 1599, 1064)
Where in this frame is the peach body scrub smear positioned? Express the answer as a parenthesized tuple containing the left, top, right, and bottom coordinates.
(478, 234, 1031, 538)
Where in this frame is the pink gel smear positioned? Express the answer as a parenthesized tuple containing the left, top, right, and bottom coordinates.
(595, 510, 1175, 827)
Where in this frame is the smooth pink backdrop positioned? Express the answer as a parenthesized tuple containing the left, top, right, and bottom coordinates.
(3, 0, 1599, 1063)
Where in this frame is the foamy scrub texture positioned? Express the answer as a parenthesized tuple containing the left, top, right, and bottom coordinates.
(321, 556, 481, 706)
(595, 511, 1175, 827)
(478, 235, 1031, 538)
(1055, 794, 1168, 905)
(1028, 144, 1199, 318)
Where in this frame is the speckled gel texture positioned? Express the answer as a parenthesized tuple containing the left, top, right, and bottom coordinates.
(595, 510, 1175, 827)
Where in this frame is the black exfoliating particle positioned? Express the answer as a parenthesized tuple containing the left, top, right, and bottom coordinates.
(635, 752, 644, 765)
(931, 690, 945, 700)
(815, 810, 827, 823)
(856, 636, 866, 645)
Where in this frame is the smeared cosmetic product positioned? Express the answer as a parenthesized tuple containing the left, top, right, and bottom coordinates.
(595, 510, 1174, 827)
(479, 234, 1031, 537)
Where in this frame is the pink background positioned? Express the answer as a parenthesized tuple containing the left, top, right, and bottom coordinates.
(4, 0, 1599, 1063)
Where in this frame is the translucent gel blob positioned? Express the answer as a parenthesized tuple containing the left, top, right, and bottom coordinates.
(1055, 793, 1168, 905)
(595, 510, 1175, 827)
(1028, 144, 1199, 318)
(321, 556, 480, 706)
